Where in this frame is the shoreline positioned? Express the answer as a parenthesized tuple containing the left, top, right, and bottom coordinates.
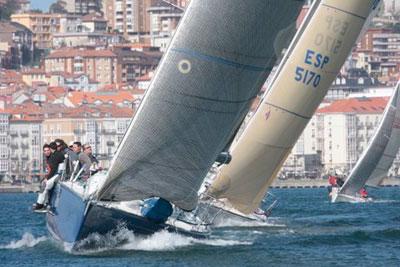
(1, 177, 399, 193)
(0, 183, 40, 193)
(270, 177, 400, 188)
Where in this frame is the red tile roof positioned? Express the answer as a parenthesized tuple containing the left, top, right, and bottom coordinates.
(21, 68, 46, 75)
(81, 13, 107, 22)
(64, 105, 134, 118)
(67, 91, 134, 106)
(47, 48, 116, 59)
(317, 97, 388, 114)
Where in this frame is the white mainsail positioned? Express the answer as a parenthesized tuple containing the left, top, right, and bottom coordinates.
(96, 0, 304, 211)
(339, 82, 400, 195)
(209, 0, 380, 214)
(366, 84, 400, 187)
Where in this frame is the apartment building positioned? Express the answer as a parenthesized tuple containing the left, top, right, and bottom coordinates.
(11, 13, 64, 50)
(0, 111, 9, 182)
(280, 95, 400, 178)
(148, 1, 183, 51)
(298, 97, 388, 173)
(355, 28, 400, 85)
(65, 0, 102, 15)
(9, 117, 43, 182)
(112, 0, 152, 42)
(42, 105, 133, 168)
(114, 47, 161, 84)
(0, 21, 33, 68)
(44, 48, 117, 85)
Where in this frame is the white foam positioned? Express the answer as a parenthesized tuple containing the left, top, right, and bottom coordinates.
(371, 199, 400, 204)
(214, 217, 286, 228)
(0, 233, 47, 249)
(73, 227, 251, 254)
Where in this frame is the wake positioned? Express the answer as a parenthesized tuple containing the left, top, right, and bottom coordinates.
(213, 217, 286, 228)
(71, 227, 252, 254)
(0, 232, 47, 249)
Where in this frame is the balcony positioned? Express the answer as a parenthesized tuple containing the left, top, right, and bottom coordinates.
(20, 130, 29, 137)
(9, 130, 17, 137)
(21, 143, 29, 149)
(102, 129, 116, 135)
(106, 141, 115, 146)
(10, 143, 18, 149)
(10, 154, 18, 160)
(73, 129, 86, 135)
(96, 153, 111, 160)
(21, 154, 29, 160)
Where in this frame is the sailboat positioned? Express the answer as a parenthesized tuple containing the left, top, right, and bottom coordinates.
(330, 81, 400, 203)
(197, 0, 381, 224)
(44, 0, 305, 247)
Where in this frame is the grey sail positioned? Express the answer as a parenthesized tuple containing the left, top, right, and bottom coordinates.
(339, 83, 400, 196)
(96, 0, 304, 211)
(366, 85, 400, 187)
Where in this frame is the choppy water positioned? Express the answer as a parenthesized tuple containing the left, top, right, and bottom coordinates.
(0, 187, 399, 266)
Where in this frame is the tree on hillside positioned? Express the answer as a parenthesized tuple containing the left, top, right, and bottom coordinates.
(0, 1, 18, 20)
(393, 23, 400, 33)
(49, 0, 67, 14)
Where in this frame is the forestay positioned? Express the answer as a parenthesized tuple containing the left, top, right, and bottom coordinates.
(340, 82, 400, 194)
(96, 0, 304, 211)
(209, 0, 380, 214)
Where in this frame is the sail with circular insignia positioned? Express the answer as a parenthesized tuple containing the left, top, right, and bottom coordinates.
(96, 0, 305, 211)
(208, 0, 381, 214)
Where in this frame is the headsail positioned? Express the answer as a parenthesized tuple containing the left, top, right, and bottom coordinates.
(209, 0, 380, 214)
(340, 82, 400, 194)
(96, 0, 304, 211)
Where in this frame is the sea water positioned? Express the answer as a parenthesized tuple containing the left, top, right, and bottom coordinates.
(0, 187, 399, 266)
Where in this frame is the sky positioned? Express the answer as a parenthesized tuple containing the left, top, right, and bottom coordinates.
(30, 0, 56, 11)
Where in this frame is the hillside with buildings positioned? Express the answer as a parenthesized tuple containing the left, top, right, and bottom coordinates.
(0, 0, 400, 186)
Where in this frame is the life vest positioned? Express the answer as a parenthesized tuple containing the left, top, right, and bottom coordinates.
(360, 188, 368, 198)
(328, 175, 337, 186)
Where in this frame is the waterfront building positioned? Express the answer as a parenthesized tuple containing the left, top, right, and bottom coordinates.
(0, 111, 9, 182)
(9, 116, 42, 182)
(42, 105, 133, 168)
(282, 96, 400, 177)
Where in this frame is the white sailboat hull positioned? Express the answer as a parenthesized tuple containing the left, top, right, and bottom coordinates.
(194, 198, 270, 226)
(330, 187, 372, 203)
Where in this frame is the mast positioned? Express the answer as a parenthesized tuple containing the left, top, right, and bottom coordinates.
(209, 0, 380, 214)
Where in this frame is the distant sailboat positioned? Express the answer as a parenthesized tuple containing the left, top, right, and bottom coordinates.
(202, 0, 381, 221)
(44, 0, 305, 247)
(331, 81, 400, 203)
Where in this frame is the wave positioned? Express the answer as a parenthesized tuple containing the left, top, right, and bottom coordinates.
(213, 216, 286, 228)
(72, 226, 252, 254)
(288, 227, 400, 247)
(371, 199, 400, 204)
(0, 232, 47, 249)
